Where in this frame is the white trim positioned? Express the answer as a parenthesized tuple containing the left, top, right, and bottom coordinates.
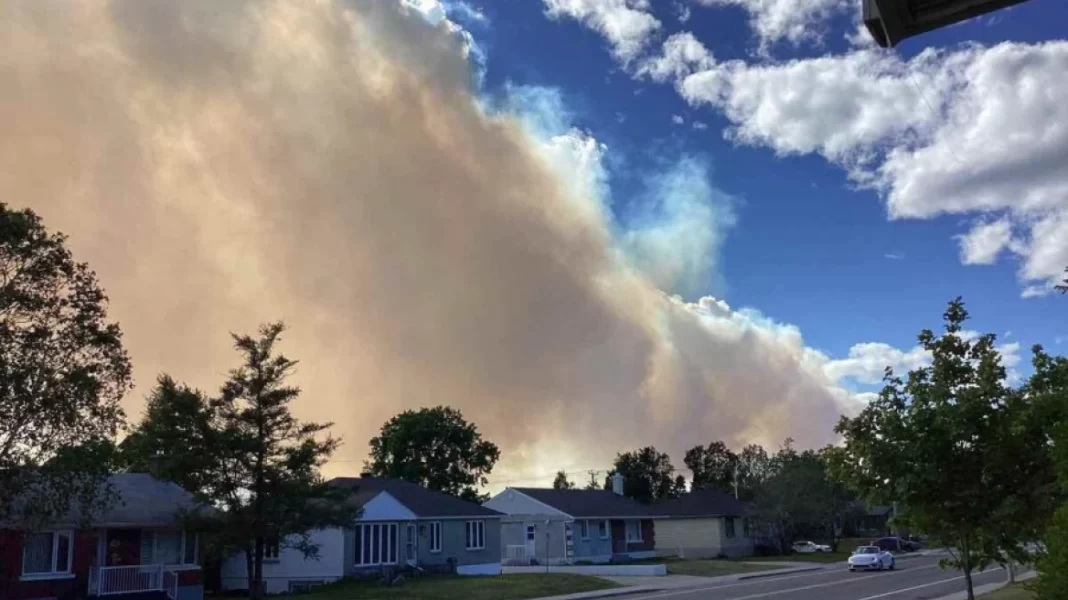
(22, 530, 74, 577)
(456, 562, 501, 576)
(625, 520, 642, 543)
(19, 573, 76, 582)
(485, 489, 570, 518)
(353, 522, 399, 567)
(428, 521, 442, 554)
(598, 520, 609, 540)
(579, 520, 589, 540)
(465, 521, 486, 551)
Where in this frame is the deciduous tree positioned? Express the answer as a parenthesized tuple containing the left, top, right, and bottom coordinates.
(835, 299, 1056, 600)
(684, 441, 738, 494)
(0, 203, 131, 527)
(367, 406, 500, 501)
(605, 446, 679, 504)
(553, 470, 574, 490)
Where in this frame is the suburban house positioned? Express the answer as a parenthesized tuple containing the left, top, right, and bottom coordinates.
(0, 473, 204, 600)
(484, 474, 665, 565)
(220, 476, 504, 594)
(653, 487, 753, 558)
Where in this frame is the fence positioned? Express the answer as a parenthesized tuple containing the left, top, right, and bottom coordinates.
(90, 564, 185, 598)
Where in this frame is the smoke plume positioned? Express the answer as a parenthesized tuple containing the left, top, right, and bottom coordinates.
(1, 0, 855, 487)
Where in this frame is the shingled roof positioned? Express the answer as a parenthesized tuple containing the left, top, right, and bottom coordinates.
(655, 487, 746, 518)
(509, 488, 666, 518)
(329, 477, 502, 518)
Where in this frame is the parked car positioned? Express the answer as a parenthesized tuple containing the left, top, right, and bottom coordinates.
(792, 541, 832, 553)
(871, 537, 913, 552)
(848, 546, 896, 571)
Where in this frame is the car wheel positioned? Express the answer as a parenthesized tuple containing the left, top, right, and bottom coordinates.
(849, 567, 855, 572)
(876, 561, 883, 571)
(889, 559, 895, 571)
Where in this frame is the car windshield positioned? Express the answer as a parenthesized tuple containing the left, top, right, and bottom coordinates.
(856, 547, 879, 554)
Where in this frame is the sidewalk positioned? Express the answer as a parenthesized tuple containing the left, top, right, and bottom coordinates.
(931, 569, 1035, 600)
(531, 565, 827, 600)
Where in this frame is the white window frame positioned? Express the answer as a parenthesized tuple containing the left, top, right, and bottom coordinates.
(625, 520, 643, 543)
(465, 520, 485, 551)
(725, 517, 736, 539)
(263, 536, 281, 561)
(598, 520, 609, 539)
(21, 530, 74, 579)
(146, 530, 198, 566)
(354, 523, 398, 567)
(428, 521, 442, 554)
(578, 520, 589, 540)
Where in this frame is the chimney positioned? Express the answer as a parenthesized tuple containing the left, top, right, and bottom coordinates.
(610, 472, 624, 496)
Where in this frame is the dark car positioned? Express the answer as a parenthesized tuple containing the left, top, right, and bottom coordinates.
(871, 537, 916, 552)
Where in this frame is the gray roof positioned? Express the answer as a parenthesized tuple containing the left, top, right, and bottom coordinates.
(511, 488, 665, 518)
(330, 477, 502, 518)
(655, 488, 746, 518)
(96, 473, 201, 526)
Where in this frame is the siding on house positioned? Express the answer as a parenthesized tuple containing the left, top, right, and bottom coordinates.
(220, 528, 346, 594)
(500, 518, 569, 563)
(569, 519, 612, 560)
(654, 517, 753, 558)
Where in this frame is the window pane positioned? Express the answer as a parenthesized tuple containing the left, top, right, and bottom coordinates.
(371, 525, 380, 564)
(478, 522, 484, 548)
(355, 527, 363, 565)
(389, 525, 397, 564)
(184, 533, 197, 565)
(465, 523, 471, 548)
(156, 531, 182, 565)
(23, 532, 54, 574)
(55, 532, 71, 572)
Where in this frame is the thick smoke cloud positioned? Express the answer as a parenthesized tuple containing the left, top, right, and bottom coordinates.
(1, 0, 854, 486)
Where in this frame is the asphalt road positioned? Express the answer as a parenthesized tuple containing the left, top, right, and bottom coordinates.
(631, 556, 1010, 600)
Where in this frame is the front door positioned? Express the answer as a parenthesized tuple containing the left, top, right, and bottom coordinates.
(105, 529, 142, 566)
(524, 524, 536, 559)
(405, 523, 417, 563)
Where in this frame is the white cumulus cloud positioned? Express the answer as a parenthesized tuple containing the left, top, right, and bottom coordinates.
(957, 218, 1015, 265)
(542, 0, 661, 63)
(691, 0, 853, 51)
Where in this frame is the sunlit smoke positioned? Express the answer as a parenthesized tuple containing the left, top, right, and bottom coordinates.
(1, 0, 856, 489)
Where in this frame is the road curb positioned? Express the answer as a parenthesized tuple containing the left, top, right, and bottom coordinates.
(532, 586, 666, 600)
(737, 566, 825, 580)
(929, 569, 1036, 600)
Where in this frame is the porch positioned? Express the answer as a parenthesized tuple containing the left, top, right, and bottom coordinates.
(88, 527, 202, 600)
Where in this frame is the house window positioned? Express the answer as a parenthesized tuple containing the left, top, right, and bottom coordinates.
(354, 523, 398, 566)
(625, 521, 642, 543)
(743, 518, 750, 537)
(264, 537, 281, 561)
(22, 530, 73, 577)
(465, 521, 485, 550)
(579, 520, 589, 540)
(428, 522, 442, 553)
(143, 531, 198, 566)
(725, 517, 736, 539)
(598, 520, 609, 539)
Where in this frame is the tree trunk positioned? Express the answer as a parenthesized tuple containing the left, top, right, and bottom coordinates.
(961, 536, 975, 600)
(243, 544, 254, 599)
(252, 537, 264, 600)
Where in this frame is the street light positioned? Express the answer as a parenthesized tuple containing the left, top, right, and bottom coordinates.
(863, 0, 1031, 47)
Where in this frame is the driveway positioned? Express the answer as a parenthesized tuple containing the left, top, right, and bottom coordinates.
(612, 556, 1013, 600)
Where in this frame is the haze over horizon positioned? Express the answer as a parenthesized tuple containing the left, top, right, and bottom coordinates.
(2, 0, 1055, 491)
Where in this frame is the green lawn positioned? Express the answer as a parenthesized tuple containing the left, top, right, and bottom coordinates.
(981, 584, 1035, 600)
(661, 558, 780, 577)
(284, 574, 619, 600)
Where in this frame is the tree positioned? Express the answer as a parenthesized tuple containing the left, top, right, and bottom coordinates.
(1027, 346, 1068, 599)
(553, 471, 574, 490)
(672, 474, 688, 497)
(684, 441, 738, 494)
(121, 376, 218, 493)
(368, 406, 500, 502)
(126, 323, 355, 599)
(735, 444, 772, 502)
(605, 446, 679, 504)
(835, 299, 1057, 600)
(0, 203, 131, 527)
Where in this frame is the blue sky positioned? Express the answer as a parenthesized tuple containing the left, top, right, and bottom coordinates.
(435, 0, 1068, 365)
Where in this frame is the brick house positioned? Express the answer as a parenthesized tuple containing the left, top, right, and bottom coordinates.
(0, 474, 203, 600)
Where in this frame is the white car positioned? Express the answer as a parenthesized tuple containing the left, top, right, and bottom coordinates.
(792, 541, 832, 553)
(848, 546, 896, 571)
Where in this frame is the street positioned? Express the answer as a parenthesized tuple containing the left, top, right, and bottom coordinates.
(630, 556, 1010, 600)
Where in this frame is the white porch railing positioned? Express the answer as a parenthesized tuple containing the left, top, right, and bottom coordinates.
(89, 565, 186, 598)
(505, 545, 532, 565)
